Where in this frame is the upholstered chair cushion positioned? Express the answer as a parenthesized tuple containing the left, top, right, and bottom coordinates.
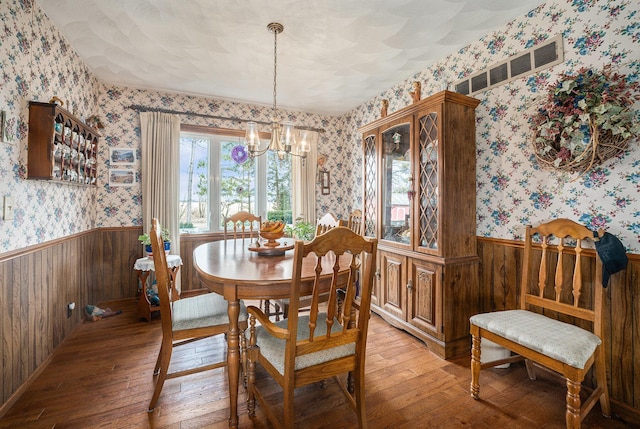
(255, 313, 356, 375)
(172, 293, 247, 331)
(470, 309, 601, 369)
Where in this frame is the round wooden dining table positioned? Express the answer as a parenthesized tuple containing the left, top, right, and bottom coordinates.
(193, 238, 352, 428)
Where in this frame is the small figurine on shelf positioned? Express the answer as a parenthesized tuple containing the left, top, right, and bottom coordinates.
(410, 81, 421, 103)
(85, 114, 105, 129)
(381, 99, 389, 118)
(49, 96, 64, 106)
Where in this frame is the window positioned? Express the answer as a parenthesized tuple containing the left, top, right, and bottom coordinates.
(179, 128, 292, 232)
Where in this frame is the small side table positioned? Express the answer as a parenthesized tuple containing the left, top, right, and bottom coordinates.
(134, 254, 182, 322)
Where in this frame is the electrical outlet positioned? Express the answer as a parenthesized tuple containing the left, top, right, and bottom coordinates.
(3, 196, 14, 220)
(67, 302, 75, 318)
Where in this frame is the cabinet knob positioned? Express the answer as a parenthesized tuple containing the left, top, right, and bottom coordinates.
(407, 279, 413, 291)
(375, 269, 381, 279)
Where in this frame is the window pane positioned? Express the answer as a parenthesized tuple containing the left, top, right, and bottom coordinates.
(266, 151, 292, 223)
(179, 136, 210, 231)
(220, 140, 257, 227)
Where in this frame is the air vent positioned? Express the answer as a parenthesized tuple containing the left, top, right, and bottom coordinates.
(454, 34, 564, 96)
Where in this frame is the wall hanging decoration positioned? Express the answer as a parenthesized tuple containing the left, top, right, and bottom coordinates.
(530, 65, 640, 178)
(109, 147, 136, 166)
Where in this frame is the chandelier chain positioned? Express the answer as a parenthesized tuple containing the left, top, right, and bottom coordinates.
(271, 23, 280, 116)
(273, 28, 277, 113)
(244, 23, 308, 161)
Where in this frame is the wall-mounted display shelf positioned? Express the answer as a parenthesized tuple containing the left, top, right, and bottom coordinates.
(27, 102, 100, 186)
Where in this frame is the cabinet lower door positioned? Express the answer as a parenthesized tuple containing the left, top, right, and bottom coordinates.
(379, 250, 407, 320)
(408, 258, 441, 339)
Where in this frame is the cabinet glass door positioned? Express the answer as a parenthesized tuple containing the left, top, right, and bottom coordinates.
(417, 112, 439, 253)
(363, 134, 377, 237)
(381, 123, 411, 245)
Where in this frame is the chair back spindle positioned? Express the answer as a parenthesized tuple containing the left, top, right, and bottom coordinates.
(223, 211, 261, 240)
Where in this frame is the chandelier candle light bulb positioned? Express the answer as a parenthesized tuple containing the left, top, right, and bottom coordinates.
(244, 23, 310, 161)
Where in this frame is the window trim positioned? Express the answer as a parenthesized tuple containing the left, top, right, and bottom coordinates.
(179, 125, 275, 233)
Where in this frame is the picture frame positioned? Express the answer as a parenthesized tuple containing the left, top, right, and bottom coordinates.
(109, 147, 136, 166)
(109, 169, 135, 187)
(0, 110, 5, 142)
(321, 171, 330, 195)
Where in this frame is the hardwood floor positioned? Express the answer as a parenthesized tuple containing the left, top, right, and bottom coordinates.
(0, 298, 632, 429)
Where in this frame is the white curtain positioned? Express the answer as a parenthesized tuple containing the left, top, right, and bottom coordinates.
(139, 112, 181, 287)
(292, 130, 319, 224)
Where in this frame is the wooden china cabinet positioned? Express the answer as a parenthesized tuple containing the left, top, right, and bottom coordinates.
(359, 90, 480, 359)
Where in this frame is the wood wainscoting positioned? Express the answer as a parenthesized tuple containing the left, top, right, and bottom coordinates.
(1, 230, 639, 421)
(478, 236, 640, 414)
(0, 227, 142, 412)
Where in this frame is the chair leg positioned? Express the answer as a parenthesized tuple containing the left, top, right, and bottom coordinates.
(283, 381, 295, 429)
(149, 344, 172, 411)
(470, 334, 481, 399)
(595, 346, 611, 417)
(525, 359, 537, 380)
(153, 342, 164, 376)
(353, 364, 367, 429)
(274, 302, 281, 321)
(566, 378, 582, 429)
(247, 320, 257, 416)
(240, 329, 247, 388)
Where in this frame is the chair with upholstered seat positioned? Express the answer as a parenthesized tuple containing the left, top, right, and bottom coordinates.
(147, 218, 248, 411)
(469, 218, 611, 428)
(246, 226, 377, 428)
(223, 211, 261, 240)
(276, 212, 344, 319)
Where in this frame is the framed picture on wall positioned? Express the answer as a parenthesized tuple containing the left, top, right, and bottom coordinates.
(109, 147, 136, 166)
(321, 171, 330, 195)
(109, 169, 135, 187)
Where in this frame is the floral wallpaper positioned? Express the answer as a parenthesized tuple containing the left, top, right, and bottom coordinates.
(0, 0, 100, 252)
(1, 0, 639, 255)
(95, 85, 349, 228)
(344, 0, 640, 252)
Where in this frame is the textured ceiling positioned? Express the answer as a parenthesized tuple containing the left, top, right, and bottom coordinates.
(38, 0, 543, 116)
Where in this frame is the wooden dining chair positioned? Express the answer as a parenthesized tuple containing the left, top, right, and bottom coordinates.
(316, 212, 341, 235)
(148, 218, 249, 411)
(223, 211, 261, 240)
(341, 209, 363, 235)
(246, 226, 377, 428)
(469, 218, 611, 428)
(223, 211, 275, 317)
(275, 212, 344, 320)
(338, 209, 364, 317)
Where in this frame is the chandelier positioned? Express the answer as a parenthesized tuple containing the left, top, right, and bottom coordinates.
(244, 23, 310, 160)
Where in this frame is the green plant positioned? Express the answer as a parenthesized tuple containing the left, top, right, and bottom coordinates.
(267, 210, 292, 224)
(138, 227, 171, 245)
(285, 218, 315, 241)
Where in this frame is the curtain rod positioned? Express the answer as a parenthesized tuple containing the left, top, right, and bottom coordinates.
(127, 104, 325, 133)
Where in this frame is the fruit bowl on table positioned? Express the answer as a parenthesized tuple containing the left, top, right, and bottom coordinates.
(259, 230, 285, 247)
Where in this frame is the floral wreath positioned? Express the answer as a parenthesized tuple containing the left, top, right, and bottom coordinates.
(530, 65, 640, 177)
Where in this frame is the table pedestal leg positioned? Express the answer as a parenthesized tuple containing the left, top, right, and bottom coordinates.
(227, 299, 240, 429)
